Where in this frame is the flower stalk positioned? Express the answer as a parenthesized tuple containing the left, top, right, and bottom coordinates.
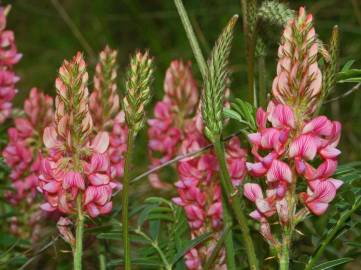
(122, 51, 154, 270)
(201, 15, 259, 270)
(74, 195, 85, 270)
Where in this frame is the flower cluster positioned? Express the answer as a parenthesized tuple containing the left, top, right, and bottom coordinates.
(3, 88, 53, 204)
(175, 132, 246, 269)
(0, 6, 22, 123)
(148, 60, 198, 189)
(149, 60, 247, 269)
(272, 6, 322, 116)
(3, 88, 53, 240)
(243, 7, 342, 245)
(89, 46, 128, 182)
(38, 52, 116, 218)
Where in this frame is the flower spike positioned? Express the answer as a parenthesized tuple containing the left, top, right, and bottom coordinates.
(202, 15, 238, 142)
(123, 51, 154, 134)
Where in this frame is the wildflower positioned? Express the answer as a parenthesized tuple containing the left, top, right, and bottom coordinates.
(244, 7, 342, 252)
(148, 60, 198, 189)
(0, 6, 22, 123)
(89, 46, 128, 181)
(2, 88, 53, 240)
(173, 114, 247, 269)
(3, 88, 53, 204)
(39, 52, 115, 218)
(272, 6, 322, 116)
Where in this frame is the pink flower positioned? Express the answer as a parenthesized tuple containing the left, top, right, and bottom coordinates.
(3, 88, 53, 204)
(0, 7, 21, 123)
(39, 53, 115, 219)
(300, 181, 336, 215)
(272, 7, 321, 115)
(148, 60, 199, 189)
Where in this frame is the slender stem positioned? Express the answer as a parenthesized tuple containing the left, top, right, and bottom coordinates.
(173, 0, 207, 79)
(50, 0, 96, 61)
(99, 254, 106, 270)
(135, 229, 172, 270)
(222, 197, 236, 269)
(279, 230, 290, 270)
(240, 0, 257, 104)
(304, 198, 361, 270)
(213, 139, 259, 270)
(74, 195, 85, 270)
(122, 129, 135, 270)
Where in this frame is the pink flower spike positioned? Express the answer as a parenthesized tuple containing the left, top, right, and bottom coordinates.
(244, 183, 263, 202)
(266, 160, 292, 183)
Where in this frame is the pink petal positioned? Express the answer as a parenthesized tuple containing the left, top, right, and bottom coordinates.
(99, 201, 113, 215)
(40, 203, 56, 212)
(83, 186, 97, 205)
(302, 116, 332, 136)
(307, 201, 329, 215)
(246, 162, 267, 177)
(244, 183, 263, 202)
(319, 146, 341, 159)
(91, 132, 109, 153)
(43, 127, 58, 148)
(267, 160, 292, 183)
(249, 210, 263, 221)
(289, 135, 318, 160)
(328, 178, 343, 190)
(43, 181, 61, 193)
(256, 108, 267, 129)
(88, 173, 110, 186)
(86, 203, 100, 218)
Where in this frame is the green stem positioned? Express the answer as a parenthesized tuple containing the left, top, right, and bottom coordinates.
(240, 0, 257, 104)
(74, 195, 85, 270)
(122, 129, 135, 270)
(304, 198, 361, 270)
(213, 139, 259, 270)
(279, 231, 290, 270)
(99, 254, 106, 270)
(173, 0, 207, 79)
(135, 229, 172, 270)
(222, 198, 236, 270)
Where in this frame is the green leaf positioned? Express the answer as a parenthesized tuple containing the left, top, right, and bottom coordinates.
(97, 231, 122, 240)
(171, 232, 212, 266)
(224, 108, 245, 123)
(312, 257, 353, 270)
(340, 60, 355, 72)
(225, 98, 257, 131)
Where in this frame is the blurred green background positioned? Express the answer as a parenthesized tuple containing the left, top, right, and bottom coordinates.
(5, 0, 361, 163)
